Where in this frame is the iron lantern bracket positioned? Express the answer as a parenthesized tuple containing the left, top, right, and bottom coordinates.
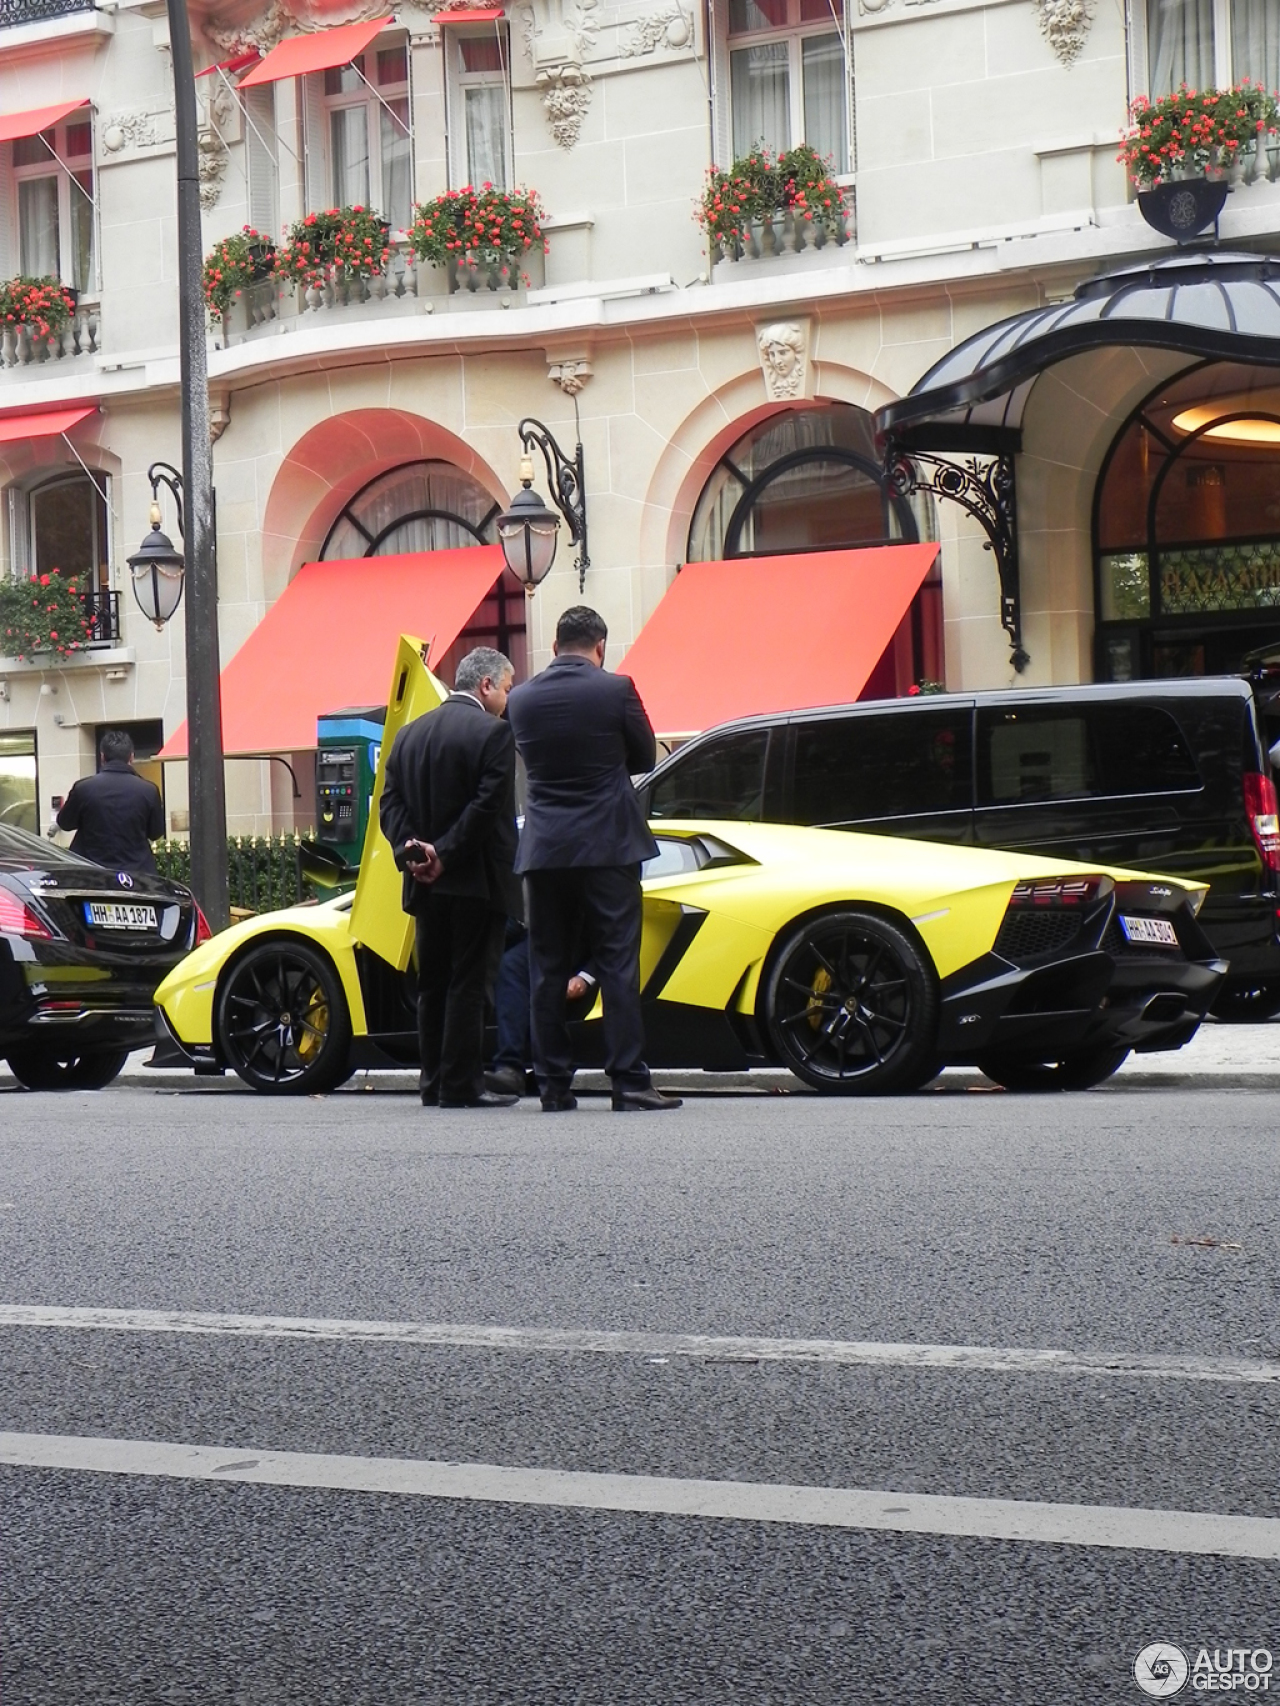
(886, 442, 1030, 674)
(147, 460, 185, 538)
(517, 416, 589, 593)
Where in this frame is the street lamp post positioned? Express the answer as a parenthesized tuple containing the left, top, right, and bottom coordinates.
(165, 0, 228, 928)
(496, 417, 590, 594)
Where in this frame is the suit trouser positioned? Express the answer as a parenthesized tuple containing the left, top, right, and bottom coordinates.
(414, 894, 505, 1102)
(524, 864, 649, 1094)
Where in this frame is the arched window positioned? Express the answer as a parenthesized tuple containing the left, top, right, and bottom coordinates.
(687, 404, 942, 695)
(687, 405, 921, 562)
(20, 470, 110, 591)
(320, 460, 501, 559)
(1094, 360, 1280, 679)
(318, 458, 525, 684)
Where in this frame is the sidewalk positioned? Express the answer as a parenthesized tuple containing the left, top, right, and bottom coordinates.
(80, 1017, 1278, 1093)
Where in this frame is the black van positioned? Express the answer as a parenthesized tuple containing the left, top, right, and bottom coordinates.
(637, 679, 1280, 1019)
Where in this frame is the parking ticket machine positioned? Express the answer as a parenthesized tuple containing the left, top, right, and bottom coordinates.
(315, 705, 386, 864)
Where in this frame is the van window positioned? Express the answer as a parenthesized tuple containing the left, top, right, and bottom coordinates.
(791, 708, 972, 825)
(648, 730, 768, 820)
(978, 704, 1201, 805)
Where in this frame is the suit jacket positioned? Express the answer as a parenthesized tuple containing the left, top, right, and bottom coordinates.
(55, 761, 165, 875)
(507, 654, 659, 873)
(379, 693, 519, 917)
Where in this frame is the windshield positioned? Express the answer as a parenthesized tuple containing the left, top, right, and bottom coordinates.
(0, 823, 94, 870)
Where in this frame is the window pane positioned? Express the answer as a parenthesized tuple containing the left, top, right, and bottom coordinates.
(325, 58, 364, 96)
(70, 170, 93, 292)
(19, 176, 59, 278)
(1147, 0, 1214, 96)
(65, 122, 92, 159)
(13, 130, 52, 169)
(460, 35, 506, 72)
(330, 106, 370, 208)
(648, 732, 769, 820)
(465, 85, 507, 190)
(0, 730, 37, 835)
(801, 34, 845, 169)
(380, 96, 411, 228)
(377, 45, 408, 85)
(979, 710, 1096, 804)
(731, 42, 790, 159)
(729, 0, 790, 30)
(799, 0, 834, 18)
(32, 476, 99, 584)
(1232, 0, 1280, 86)
(792, 710, 972, 825)
(1092, 707, 1201, 795)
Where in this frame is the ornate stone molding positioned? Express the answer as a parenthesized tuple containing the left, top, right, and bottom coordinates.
(1032, 0, 1095, 66)
(756, 320, 810, 402)
(198, 78, 235, 210)
(548, 357, 591, 394)
(619, 1, 692, 57)
(100, 105, 177, 157)
(537, 65, 592, 150)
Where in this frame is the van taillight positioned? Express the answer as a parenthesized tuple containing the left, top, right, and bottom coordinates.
(0, 890, 52, 939)
(194, 905, 213, 945)
(1243, 772, 1280, 873)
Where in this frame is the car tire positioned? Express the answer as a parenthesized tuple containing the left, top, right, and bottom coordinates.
(216, 940, 352, 1095)
(763, 910, 939, 1094)
(1210, 980, 1280, 1023)
(976, 1045, 1130, 1092)
(5, 1045, 131, 1091)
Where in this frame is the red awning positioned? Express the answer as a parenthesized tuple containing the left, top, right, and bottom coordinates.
(0, 99, 89, 146)
(437, 8, 504, 20)
(0, 404, 97, 445)
(239, 17, 393, 87)
(158, 545, 504, 759)
(619, 545, 941, 737)
(197, 51, 262, 79)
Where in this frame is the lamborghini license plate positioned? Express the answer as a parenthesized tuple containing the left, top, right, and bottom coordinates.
(84, 901, 157, 931)
(1119, 915, 1178, 948)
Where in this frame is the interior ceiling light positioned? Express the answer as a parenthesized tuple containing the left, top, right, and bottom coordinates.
(1172, 394, 1280, 444)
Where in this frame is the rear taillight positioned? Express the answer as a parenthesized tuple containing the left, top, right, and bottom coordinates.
(0, 889, 52, 939)
(1008, 876, 1105, 908)
(194, 905, 213, 945)
(1243, 772, 1280, 874)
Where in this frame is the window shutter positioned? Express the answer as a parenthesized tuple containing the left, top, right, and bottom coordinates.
(245, 84, 280, 237)
(0, 144, 15, 280)
(709, 15, 731, 169)
(301, 73, 327, 211)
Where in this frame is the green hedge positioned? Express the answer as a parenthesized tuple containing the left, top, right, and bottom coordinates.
(155, 834, 317, 914)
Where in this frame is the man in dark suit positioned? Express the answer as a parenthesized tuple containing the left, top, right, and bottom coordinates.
(379, 647, 520, 1110)
(56, 729, 165, 875)
(507, 606, 681, 1114)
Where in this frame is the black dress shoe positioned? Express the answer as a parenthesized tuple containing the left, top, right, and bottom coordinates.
(439, 1090, 519, 1109)
(420, 1091, 437, 1107)
(540, 1092, 578, 1112)
(484, 1065, 527, 1098)
(611, 1087, 683, 1112)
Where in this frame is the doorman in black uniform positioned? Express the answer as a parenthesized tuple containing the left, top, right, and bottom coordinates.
(56, 729, 165, 875)
(506, 605, 682, 1114)
(380, 646, 520, 1109)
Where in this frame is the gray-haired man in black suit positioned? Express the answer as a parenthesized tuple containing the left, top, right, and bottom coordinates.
(506, 606, 681, 1114)
(380, 646, 520, 1110)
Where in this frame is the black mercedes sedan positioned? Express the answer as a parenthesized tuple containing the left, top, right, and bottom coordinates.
(0, 824, 205, 1090)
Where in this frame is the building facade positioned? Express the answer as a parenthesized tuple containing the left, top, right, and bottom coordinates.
(0, 0, 1278, 836)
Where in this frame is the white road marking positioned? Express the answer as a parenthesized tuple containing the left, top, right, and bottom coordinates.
(0, 1430, 1276, 1558)
(0, 1304, 1277, 1386)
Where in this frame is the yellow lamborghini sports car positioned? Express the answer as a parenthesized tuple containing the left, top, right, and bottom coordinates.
(153, 639, 1226, 1096)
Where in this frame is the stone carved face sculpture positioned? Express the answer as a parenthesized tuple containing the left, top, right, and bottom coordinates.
(757, 322, 806, 399)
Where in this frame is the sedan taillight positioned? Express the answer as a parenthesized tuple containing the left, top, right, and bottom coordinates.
(0, 889, 52, 939)
(194, 905, 213, 945)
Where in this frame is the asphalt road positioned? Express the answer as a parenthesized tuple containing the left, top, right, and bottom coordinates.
(1, 1070, 1278, 1703)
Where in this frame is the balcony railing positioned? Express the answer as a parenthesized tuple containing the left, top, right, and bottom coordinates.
(217, 239, 543, 348)
(0, 0, 94, 26)
(0, 298, 99, 370)
(83, 588, 120, 647)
